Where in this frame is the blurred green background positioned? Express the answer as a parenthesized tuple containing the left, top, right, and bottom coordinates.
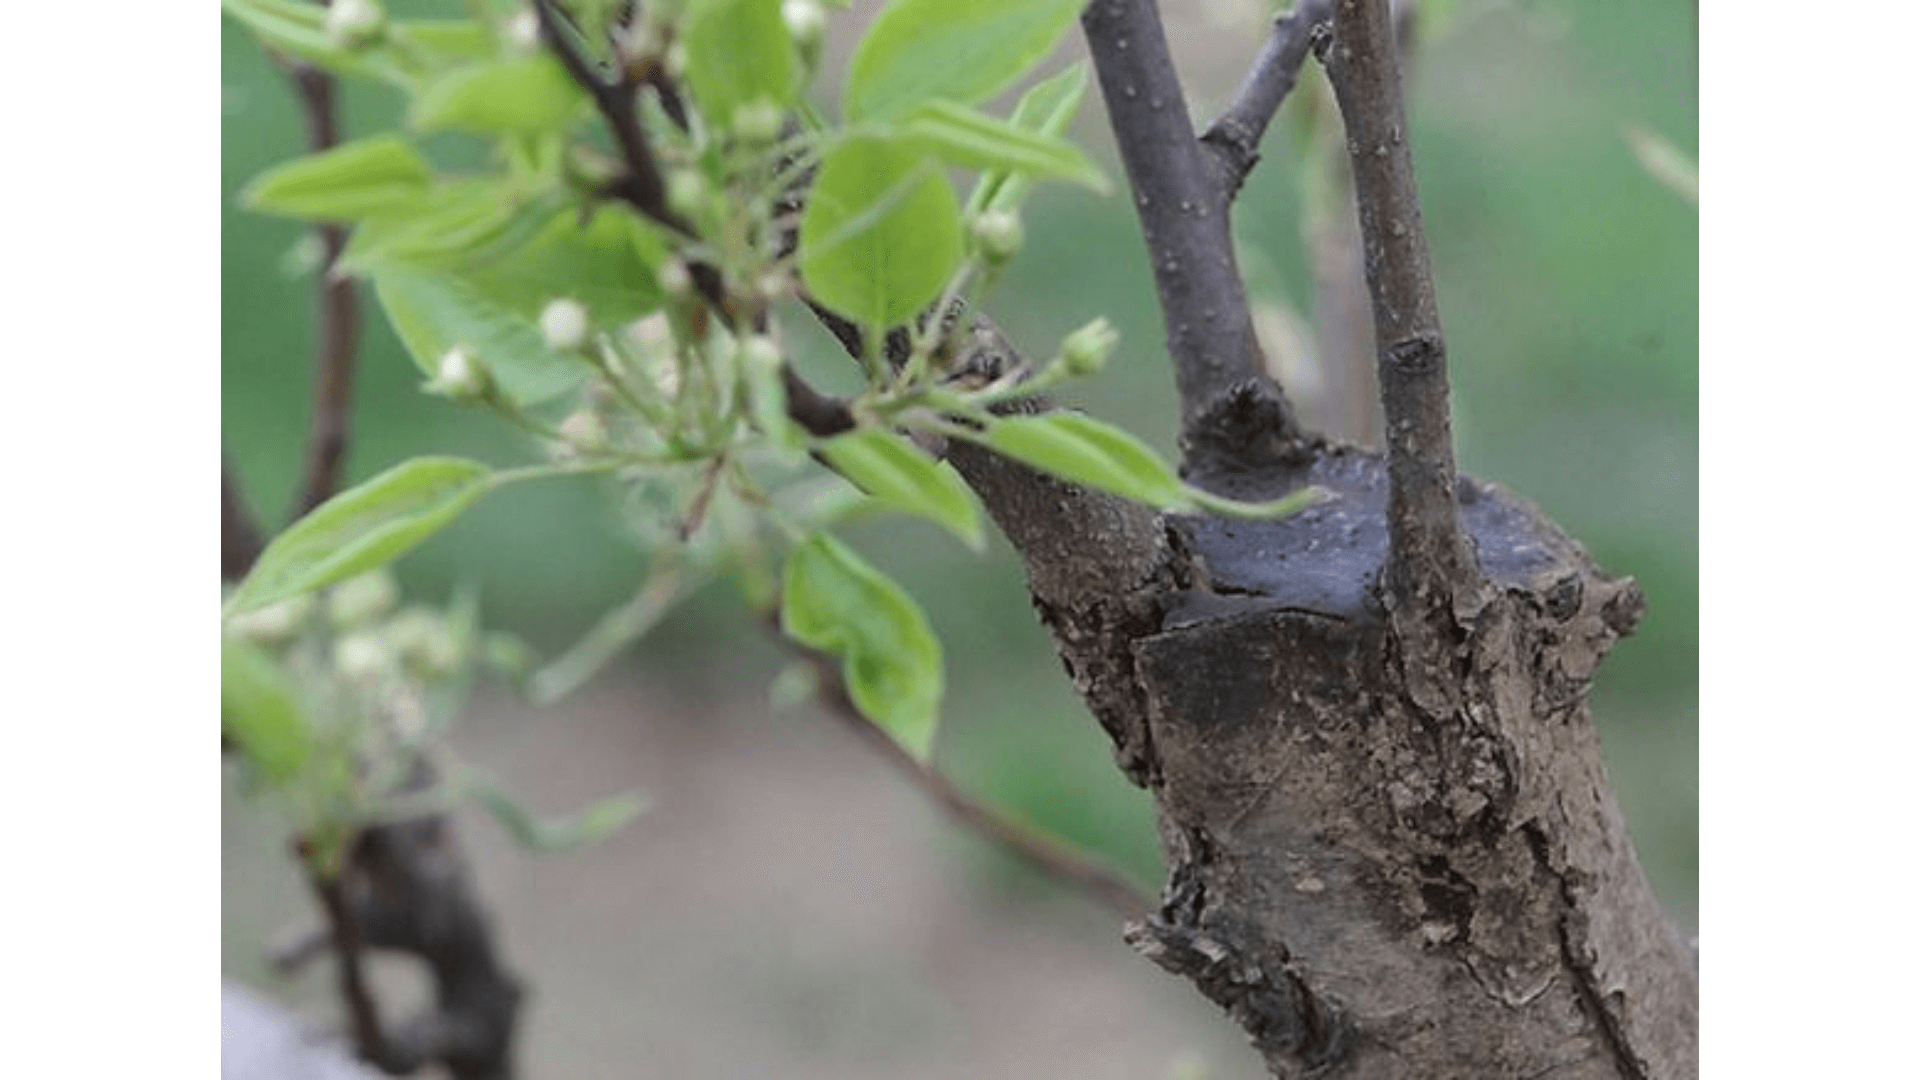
(224, 0, 1695, 943)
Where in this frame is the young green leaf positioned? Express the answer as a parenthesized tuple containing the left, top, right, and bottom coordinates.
(373, 266, 588, 406)
(981, 413, 1195, 511)
(970, 61, 1092, 214)
(897, 100, 1108, 193)
(222, 0, 409, 84)
(820, 429, 983, 550)
(843, 0, 1088, 122)
(798, 135, 963, 330)
(225, 458, 499, 617)
(221, 640, 312, 787)
(241, 135, 433, 223)
(682, 0, 798, 129)
(412, 57, 589, 136)
(470, 777, 649, 853)
(781, 535, 942, 759)
(341, 181, 570, 272)
(460, 206, 668, 330)
(388, 19, 495, 69)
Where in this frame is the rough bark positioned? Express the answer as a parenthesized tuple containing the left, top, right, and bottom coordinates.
(934, 0, 1702, 1072)
(961, 377, 1695, 1076)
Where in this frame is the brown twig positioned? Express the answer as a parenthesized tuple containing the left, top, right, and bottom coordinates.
(536, 2, 858, 438)
(284, 61, 362, 519)
(224, 457, 268, 580)
(1200, 0, 1336, 199)
(1080, 0, 1299, 444)
(533, 0, 690, 237)
(298, 836, 392, 1069)
(783, 637, 1154, 920)
(1317, 0, 1481, 650)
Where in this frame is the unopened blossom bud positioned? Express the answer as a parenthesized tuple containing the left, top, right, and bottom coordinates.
(334, 632, 392, 687)
(540, 297, 591, 352)
(732, 99, 784, 144)
(667, 169, 708, 221)
(971, 209, 1024, 263)
(429, 345, 491, 402)
(739, 333, 782, 375)
(657, 258, 692, 299)
(556, 409, 608, 455)
(1060, 317, 1120, 377)
(325, 0, 386, 49)
(782, 0, 825, 46)
(503, 9, 540, 54)
(226, 594, 314, 645)
(328, 570, 399, 630)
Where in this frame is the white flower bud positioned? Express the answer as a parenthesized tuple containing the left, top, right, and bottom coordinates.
(782, 0, 826, 47)
(754, 270, 790, 305)
(971, 209, 1024, 262)
(556, 409, 608, 456)
(657, 258, 692, 299)
(325, 0, 386, 50)
(1060, 317, 1120, 377)
(731, 99, 785, 144)
(667, 169, 708, 221)
(429, 345, 491, 402)
(540, 297, 591, 352)
(328, 570, 399, 630)
(739, 333, 782, 375)
(387, 608, 461, 680)
(226, 594, 314, 645)
(334, 631, 392, 687)
(504, 9, 540, 54)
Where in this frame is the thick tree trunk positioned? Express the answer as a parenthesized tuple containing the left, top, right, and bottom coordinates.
(950, 349, 1697, 1077)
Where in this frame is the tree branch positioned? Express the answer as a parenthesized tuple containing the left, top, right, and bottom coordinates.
(532, 0, 690, 238)
(224, 457, 267, 580)
(781, 635, 1153, 920)
(1318, 0, 1481, 668)
(1080, 0, 1299, 445)
(298, 837, 392, 1071)
(285, 61, 362, 519)
(1199, 0, 1335, 199)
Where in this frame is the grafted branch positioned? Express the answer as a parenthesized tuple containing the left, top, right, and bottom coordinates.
(1080, 0, 1298, 444)
(1200, 0, 1335, 198)
(1318, 0, 1481, 686)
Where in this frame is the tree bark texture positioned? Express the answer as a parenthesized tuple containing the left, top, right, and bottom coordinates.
(948, 355, 1696, 1075)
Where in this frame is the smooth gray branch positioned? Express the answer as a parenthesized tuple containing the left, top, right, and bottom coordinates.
(1318, 0, 1481, 662)
(1200, 0, 1335, 198)
(1079, 0, 1298, 445)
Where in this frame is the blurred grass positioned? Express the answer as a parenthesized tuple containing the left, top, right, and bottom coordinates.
(224, 1, 1694, 923)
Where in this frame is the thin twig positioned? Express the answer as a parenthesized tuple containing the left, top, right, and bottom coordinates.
(532, 0, 690, 237)
(284, 62, 362, 519)
(1080, 0, 1299, 446)
(298, 836, 391, 1069)
(537, 3, 860, 438)
(1317, 0, 1481, 638)
(782, 635, 1153, 919)
(1200, 0, 1335, 198)
(224, 457, 267, 580)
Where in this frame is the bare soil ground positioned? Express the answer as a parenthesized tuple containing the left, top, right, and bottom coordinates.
(222, 677, 1263, 1079)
